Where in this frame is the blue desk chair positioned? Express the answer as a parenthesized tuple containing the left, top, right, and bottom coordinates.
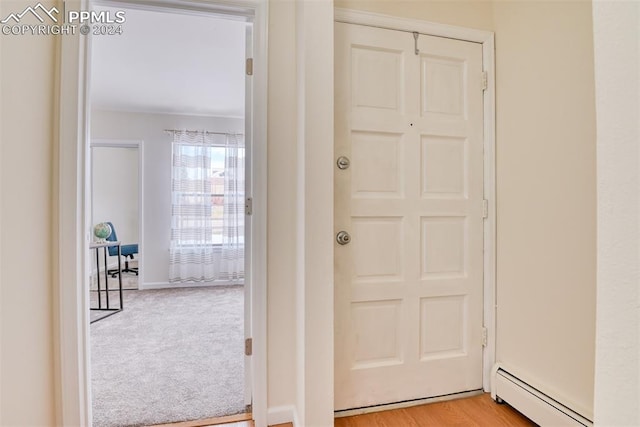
(105, 221, 139, 277)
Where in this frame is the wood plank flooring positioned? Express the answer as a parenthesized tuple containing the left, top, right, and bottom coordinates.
(169, 393, 535, 427)
(333, 394, 535, 426)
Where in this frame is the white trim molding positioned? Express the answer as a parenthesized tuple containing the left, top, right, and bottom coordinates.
(335, 8, 494, 43)
(333, 8, 497, 395)
(492, 365, 593, 426)
(140, 281, 243, 290)
(57, 1, 92, 424)
(267, 405, 299, 427)
(56, 1, 268, 426)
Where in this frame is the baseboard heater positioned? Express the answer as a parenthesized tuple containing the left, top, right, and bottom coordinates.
(492, 366, 593, 426)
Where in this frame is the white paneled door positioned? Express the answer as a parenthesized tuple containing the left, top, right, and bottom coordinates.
(334, 22, 485, 410)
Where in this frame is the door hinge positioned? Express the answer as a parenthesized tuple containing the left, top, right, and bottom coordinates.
(246, 58, 253, 76)
(245, 197, 253, 216)
(245, 338, 253, 356)
(483, 199, 489, 219)
(482, 71, 488, 91)
(482, 327, 488, 347)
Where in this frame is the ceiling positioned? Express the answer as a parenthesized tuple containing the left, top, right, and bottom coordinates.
(90, 6, 247, 117)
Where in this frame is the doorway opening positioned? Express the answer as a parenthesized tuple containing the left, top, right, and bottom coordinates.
(86, 3, 255, 426)
(89, 140, 142, 324)
(57, 0, 267, 425)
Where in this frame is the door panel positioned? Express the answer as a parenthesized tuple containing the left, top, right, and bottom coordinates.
(335, 22, 485, 411)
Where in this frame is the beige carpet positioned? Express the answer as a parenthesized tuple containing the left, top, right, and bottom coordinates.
(90, 285, 245, 427)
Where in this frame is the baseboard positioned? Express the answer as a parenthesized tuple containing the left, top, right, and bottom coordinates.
(140, 281, 244, 290)
(267, 405, 297, 426)
(492, 365, 593, 426)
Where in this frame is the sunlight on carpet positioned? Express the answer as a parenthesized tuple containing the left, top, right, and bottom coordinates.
(91, 285, 245, 427)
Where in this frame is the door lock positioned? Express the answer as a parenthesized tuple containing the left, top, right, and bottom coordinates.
(337, 156, 350, 170)
(336, 231, 351, 245)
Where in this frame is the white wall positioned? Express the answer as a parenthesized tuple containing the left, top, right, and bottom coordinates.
(266, 0, 298, 414)
(334, 0, 494, 30)
(90, 109, 243, 286)
(266, 4, 336, 425)
(493, 0, 597, 419)
(0, 1, 56, 424)
(91, 146, 139, 246)
(294, 1, 334, 425)
(592, 1, 640, 425)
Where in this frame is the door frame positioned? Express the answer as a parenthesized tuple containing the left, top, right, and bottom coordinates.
(89, 139, 144, 289)
(56, 1, 268, 426)
(334, 8, 496, 393)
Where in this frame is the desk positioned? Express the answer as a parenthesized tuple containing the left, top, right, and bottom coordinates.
(90, 241, 123, 323)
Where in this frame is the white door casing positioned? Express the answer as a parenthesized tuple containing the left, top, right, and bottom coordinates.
(244, 21, 254, 407)
(334, 22, 485, 410)
(57, 1, 268, 426)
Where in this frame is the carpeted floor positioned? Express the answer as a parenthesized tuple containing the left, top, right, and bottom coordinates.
(91, 285, 245, 427)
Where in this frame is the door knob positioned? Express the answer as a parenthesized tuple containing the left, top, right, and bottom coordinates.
(336, 231, 351, 245)
(337, 156, 350, 170)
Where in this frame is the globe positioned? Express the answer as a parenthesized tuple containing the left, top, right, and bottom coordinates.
(94, 222, 112, 242)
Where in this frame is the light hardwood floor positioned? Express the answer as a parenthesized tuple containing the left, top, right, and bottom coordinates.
(204, 393, 535, 427)
(331, 394, 535, 426)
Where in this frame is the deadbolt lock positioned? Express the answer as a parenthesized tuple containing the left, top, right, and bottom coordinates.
(336, 231, 351, 245)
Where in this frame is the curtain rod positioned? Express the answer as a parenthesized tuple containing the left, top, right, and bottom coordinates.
(164, 129, 244, 136)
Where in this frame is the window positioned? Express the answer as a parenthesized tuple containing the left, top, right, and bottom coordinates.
(172, 144, 245, 246)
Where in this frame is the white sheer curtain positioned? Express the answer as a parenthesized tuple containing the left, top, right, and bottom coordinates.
(169, 130, 244, 283)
